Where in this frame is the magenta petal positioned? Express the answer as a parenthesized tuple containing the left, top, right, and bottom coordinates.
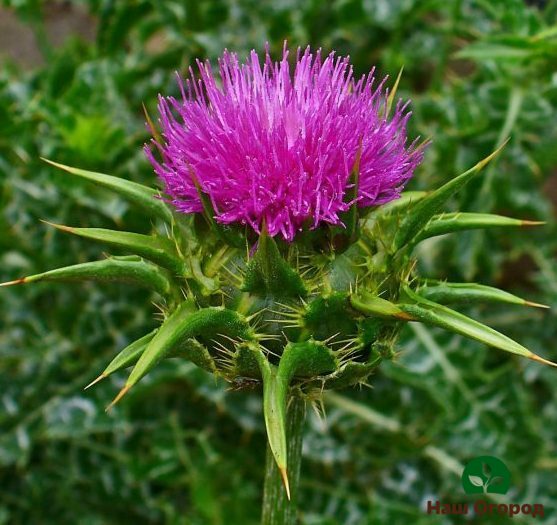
(145, 45, 425, 241)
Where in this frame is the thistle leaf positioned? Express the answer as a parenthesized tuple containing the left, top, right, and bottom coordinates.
(0, 257, 171, 296)
(44, 222, 185, 276)
(243, 227, 307, 299)
(103, 329, 158, 376)
(349, 292, 414, 321)
(251, 345, 290, 498)
(393, 143, 508, 250)
(88, 330, 217, 391)
(416, 281, 549, 308)
(42, 158, 173, 223)
(250, 341, 337, 498)
(414, 212, 543, 244)
(116, 305, 252, 399)
(350, 289, 556, 366)
(400, 288, 557, 367)
(86, 329, 158, 389)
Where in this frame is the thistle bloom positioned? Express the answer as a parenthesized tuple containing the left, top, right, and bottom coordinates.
(7, 42, 555, 523)
(146, 46, 424, 241)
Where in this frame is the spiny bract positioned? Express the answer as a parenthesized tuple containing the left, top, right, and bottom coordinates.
(3, 46, 555, 498)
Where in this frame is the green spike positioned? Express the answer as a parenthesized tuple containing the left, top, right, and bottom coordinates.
(252, 340, 337, 498)
(416, 281, 549, 308)
(400, 288, 557, 367)
(85, 329, 158, 389)
(350, 292, 415, 321)
(42, 158, 173, 223)
(44, 222, 185, 276)
(243, 227, 307, 299)
(0, 257, 171, 297)
(109, 305, 253, 407)
(251, 345, 290, 497)
(351, 288, 556, 367)
(414, 212, 544, 245)
(89, 331, 217, 392)
(393, 142, 508, 250)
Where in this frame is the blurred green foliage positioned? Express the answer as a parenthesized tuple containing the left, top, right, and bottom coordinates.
(1, 0, 556, 523)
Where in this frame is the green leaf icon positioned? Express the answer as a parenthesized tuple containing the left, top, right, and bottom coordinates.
(468, 475, 484, 487)
(490, 476, 504, 487)
(462, 456, 511, 495)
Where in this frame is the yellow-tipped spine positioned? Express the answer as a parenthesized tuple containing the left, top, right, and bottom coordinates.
(84, 373, 107, 390)
(279, 467, 291, 501)
(105, 385, 131, 412)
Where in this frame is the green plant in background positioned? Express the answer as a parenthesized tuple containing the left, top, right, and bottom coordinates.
(2, 44, 555, 524)
(1, 1, 557, 524)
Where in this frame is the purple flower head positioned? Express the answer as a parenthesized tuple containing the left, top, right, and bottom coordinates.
(146, 45, 425, 241)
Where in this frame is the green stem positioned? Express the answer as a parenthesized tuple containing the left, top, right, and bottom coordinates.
(261, 394, 306, 525)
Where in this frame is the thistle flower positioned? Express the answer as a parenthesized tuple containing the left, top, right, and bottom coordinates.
(3, 45, 555, 520)
(146, 46, 424, 240)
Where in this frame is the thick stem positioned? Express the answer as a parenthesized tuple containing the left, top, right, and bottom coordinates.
(261, 393, 306, 525)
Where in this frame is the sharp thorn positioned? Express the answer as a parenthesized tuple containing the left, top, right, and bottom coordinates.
(473, 138, 509, 171)
(40, 157, 58, 167)
(0, 277, 26, 287)
(279, 466, 291, 500)
(105, 385, 131, 412)
(40, 219, 74, 232)
(521, 220, 546, 226)
(524, 301, 550, 309)
(84, 373, 107, 390)
(529, 354, 557, 368)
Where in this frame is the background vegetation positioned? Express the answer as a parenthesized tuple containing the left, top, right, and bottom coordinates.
(1, 1, 556, 523)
